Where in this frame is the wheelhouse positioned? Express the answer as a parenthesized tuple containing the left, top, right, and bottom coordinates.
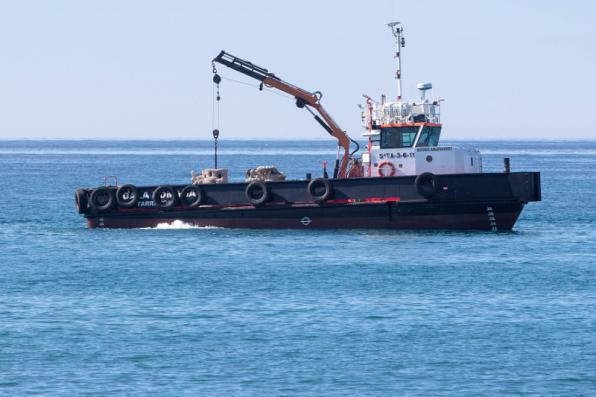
(377, 123, 442, 149)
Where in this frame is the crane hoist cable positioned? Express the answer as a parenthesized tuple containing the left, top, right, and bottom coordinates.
(212, 62, 221, 138)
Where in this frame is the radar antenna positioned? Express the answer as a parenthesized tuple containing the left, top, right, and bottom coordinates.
(387, 21, 405, 101)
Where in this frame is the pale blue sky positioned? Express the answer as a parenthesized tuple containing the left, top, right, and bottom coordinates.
(0, 0, 594, 140)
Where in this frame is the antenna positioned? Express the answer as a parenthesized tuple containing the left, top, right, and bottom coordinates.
(417, 83, 432, 101)
(387, 21, 405, 101)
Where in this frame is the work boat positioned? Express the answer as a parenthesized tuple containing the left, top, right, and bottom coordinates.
(74, 23, 540, 230)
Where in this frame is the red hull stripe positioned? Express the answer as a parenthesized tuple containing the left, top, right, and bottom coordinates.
(114, 197, 402, 213)
(325, 197, 400, 204)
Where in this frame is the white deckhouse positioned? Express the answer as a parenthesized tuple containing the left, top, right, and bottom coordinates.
(360, 22, 482, 178)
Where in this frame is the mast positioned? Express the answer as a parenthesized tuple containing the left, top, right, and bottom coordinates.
(387, 22, 405, 101)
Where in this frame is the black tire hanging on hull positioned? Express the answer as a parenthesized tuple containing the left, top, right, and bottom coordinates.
(153, 185, 178, 210)
(116, 184, 139, 208)
(307, 178, 333, 203)
(75, 189, 89, 214)
(415, 172, 438, 198)
(89, 187, 115, 212)
(245, 181, 270, 206)
(180, 185, 204, 208)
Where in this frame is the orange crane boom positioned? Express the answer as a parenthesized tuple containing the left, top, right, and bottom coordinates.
(212, 50, 354, 179)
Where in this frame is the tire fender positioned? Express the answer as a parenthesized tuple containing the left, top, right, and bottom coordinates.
(307, 178, 333, 203)
(74, 189, 89, 214)
(116, 184, 139, 208)
(180, 185, 204, 208)
(153, 185, 178, 209)
(245, 181, 269, 206)
(415, 172, 438, 198)
(89, 187, 115, 212)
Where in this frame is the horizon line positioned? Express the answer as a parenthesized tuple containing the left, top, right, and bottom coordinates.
(1, 137, 595, 142)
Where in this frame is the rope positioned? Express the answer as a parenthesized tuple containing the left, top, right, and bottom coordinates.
(221, 76, 259, 88)
(220, 75, 294, 100)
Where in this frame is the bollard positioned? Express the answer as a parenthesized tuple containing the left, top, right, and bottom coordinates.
(504, 157, 511, 173)
(306, 173, 312, 180)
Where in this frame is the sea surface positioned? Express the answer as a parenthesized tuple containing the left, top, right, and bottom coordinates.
(1, 139, 595, 396)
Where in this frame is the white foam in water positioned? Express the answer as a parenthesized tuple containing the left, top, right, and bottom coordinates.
(145, 220, 223, 229)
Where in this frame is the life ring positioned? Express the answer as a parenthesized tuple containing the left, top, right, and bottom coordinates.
(307, 178, 333, 203)
(116, 184, 138, 208)
(89, 187, 115, 212)
(377, 161, 396, 177)
(74, 189, 89, 214)
(245, 181, 269, 206)
(180, 185, 204, 208)
(152, 185, 178, 209)
(415, 172, 438, 198)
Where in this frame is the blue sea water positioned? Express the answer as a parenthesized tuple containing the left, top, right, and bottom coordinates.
(0, 139, 595, 396)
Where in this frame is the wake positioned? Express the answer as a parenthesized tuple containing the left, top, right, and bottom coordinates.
(143, 220, 223, 230)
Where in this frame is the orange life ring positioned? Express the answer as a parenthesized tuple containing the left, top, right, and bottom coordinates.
(377, 161, 396, 177)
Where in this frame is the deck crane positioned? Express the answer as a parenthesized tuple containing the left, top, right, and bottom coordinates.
(212, 50, 358, 179)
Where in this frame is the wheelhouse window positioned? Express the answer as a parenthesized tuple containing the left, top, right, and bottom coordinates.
(380, 127, 419, 149)
(416, 126, 442, 147)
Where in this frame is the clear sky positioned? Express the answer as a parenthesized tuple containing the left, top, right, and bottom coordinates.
(0, 0, 594, 140)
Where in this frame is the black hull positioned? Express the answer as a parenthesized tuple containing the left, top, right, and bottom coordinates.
(78, 172, 540, 231)
(86, 201, 524, 230)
